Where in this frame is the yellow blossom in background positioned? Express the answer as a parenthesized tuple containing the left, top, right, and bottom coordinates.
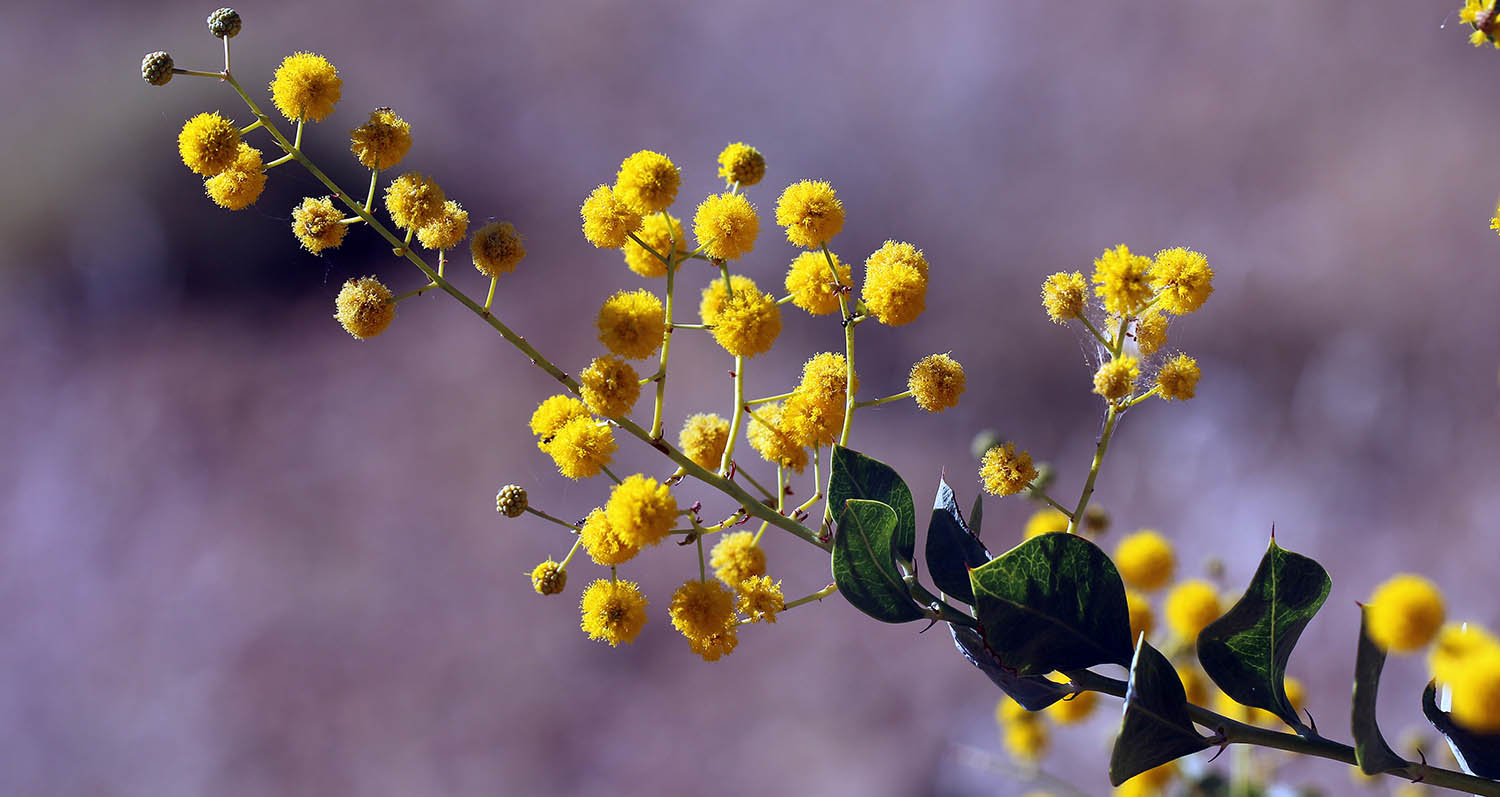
(689, 629, 738, 662)
(746, 402, 808, 472)
(623, 213, 686, 278)
(1461, 0, 1500, 48)
(385, 172, 447, 230)
(699, 274, 758, 324)
(1165, 580, 1221, 640)
(678, 413, 730, 470)
(862, 240, 929, 326)
(908, 353, 965, 412)
(781, 353, 853, 446)
(604, 474, 678, 549)
(203, 143, 266, 210)
(709, 285, 782, 357)
(530, 560, 566, 595)
(1126, 590, 1155, 642)
(470, 221, 526, 277)
(579, 507, 638, 566)
(1135, 311, 1168, 356)
(292, 196, 348, 254)
(269, 52, 341, 122)
(1177, 665, 1209, 706)
(693, 192, 759, 260)
(669, 580, 737, 642)
(348, 107, 412, 170)
(614, 150, 680, 214)
(1367, 574, 1446, 652)
(1114, 761, 1176, 797)
(1024, 508, 1070, 538)
(1284, 676, 1306, 714)
(1041, 271, 1088, 323)
(1491, 200, 1500, 236)
(579, 355, 640, 418)
(596, 289, 666, 359)
(775, 180, 845, 248)
(710, 531, 766, 588)
(580, 185, 643, 249)
(529, 394, 590, 450)
(980, 443, 1037, 497)
(737, 575, 784, 623)
(1150, 247, 1214, 315)
(178, 111, 241, 176)
(333, 276, 395, 339)
(579, 578, 648, 646)
(1093, 356, 1140, 401)
(547, 416, 616, 480)
(717, 142, 765, 186)
(1047, 689, 1098, 724)
(1430, 623, 1500, 685)
(995, 697, 1030, 727)
(1114, 530, 1176, 592)
(1449, 650, 1500, 733)
(1156, 353, 1201, 401)
(1003, 720, 1049, 762)
(416, 200, 469, 250)
(785, 250, 852, 316)
(1091, 244, 1153, 316)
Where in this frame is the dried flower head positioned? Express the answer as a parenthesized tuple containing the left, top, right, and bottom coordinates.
(470, 221, 526, 277)
(1135, 311, 1169, 356)
(333, 276, 395, 339)
(269, 52, 341, 122)
(349, 108, 413, 170)
(292, 196, 348, 253)
(495, 484, 528, 518)
(207, 8, 241, 38)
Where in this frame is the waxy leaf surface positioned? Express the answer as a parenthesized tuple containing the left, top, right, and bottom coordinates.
(832, 498, 924, 623)
(1110, 639, 1211, 786)
(1351, 608, 1407, 775)
(1422, 681, 1500, 779)
(949, 625, 1064, 711)
(830, 445, 916, 567)
(924, 478, 989, 604)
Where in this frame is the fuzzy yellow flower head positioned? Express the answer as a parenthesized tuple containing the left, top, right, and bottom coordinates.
(470, 221, 526, 277)
(530, 560, 566, 595)
(1092, 244, 1153, 316)
(1093, 356, 1140, 402)
(1114, 530, 1176, 592)
(690, 629, 739, 662)
(799, 352, 857, 411)
(178, 112, 242, 176)
(693, 192, 759, 261)
(717, 142, 766, 186)
(710, 285, 782, 358)
(623, 213, 686, 278)
(548, 416, 616, 480)
(1156, 354, 1201, 401)
(1449, 649, 1500, 733)
(1461, 0, 1500, 47)
(596, 289, 666, 359)
(669, 579, 737, 643)
(980, 443, 1038, 497)
(1367, 574, 1445, 653)
(785, 250, 852, 316)
(203, 144, 266, 210)
(1165, 579, 1221, 640)
(699, 274, 758, 324)
(711, 531, 767, 588)
(679, 413, 730, 470)
(417, 200, 469, 251)
(1041, 271, 1088, 323)
(1150, 247, 1214, 315)
(775, 180, 845, 249)
(605, 474, 678, 549)
(349, 107, 412, 170)
(334, 276, 395, 340)
(1491, 200, 1500, 236)
(580, 507, 638, 566)
(1135, 311, 1169, 356)
(580, 185, 643, 249)
(782, 394, 841, 449)
(1126, 589, 1155, 642)
(738, 575, 784, 623)
(529, 394, 590, 450)
(746, 402, 808, 473)
(579, 355, 640, 418)
(1003, 720, 1048, 762)
(1177, 665, 1209, 706)
(862, 241, 929, 326)
(269, 52, 341, 122)
(1047, 689, 1097, 725)
(909, 353, 966, 412)
(1431, 624, 1500, 685)
(1024, 507, 1069, 538)
(995, 697, 1031, 727)
(1115, 762, 1176, 797)
(384, 172, 447, 231)
(579, 578, 648, 646)
(292, 196, 348, 254)
(614, 150, 680, 214)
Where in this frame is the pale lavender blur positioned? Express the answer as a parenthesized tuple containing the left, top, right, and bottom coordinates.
(3, 1, 1499, 795)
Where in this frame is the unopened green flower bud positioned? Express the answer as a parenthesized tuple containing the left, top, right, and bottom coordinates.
(141, 51, 174, 86)
(970, 428, 1003, 461)
(208, 8, 242, 38)
(1083, 504, 1109, 535)
(1026, 463, 1055, 497)
(496, 484, 528, 518)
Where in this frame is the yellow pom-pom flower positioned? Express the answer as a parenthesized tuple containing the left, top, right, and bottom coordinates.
(547, 417, 617, 480)
(292, 196, 348, 254)
(737, 575, 784, 623)
(1091, 244, 1153, 317)
(580, 185, 643, 249)
(996, 697, 1031, 727)
(203, 144, 266, 210)
(908, 353, 966, 412)
(605, 474, 678, 549)
(679, 413, 730, 470)
(416, 200, 469, 251)
(775, 180, 844, 249)
(690, 629, 739, 662)
(746, 402, 808, 472)
(979, 443, 1037, 497)
(709, 285, 781, 357)
(1024, 508, 1069, 538)
(710, 531, 767, 588)
(1449, 650, 1500, 733)
(1003, 720, 1049, 762)
(579, 355, 640, 418)
(1114, 762, 1176, 797)
(385, 172, 447, 231)
(614, 150, 680, 214)
(1114, 530, 1176, 592)
(1134, 311, 1169, 356)
(530, 560, 567, 595)
(717, 142, 766, 186)
(1177, 665, 1210, 706)
(1165, 580, 1221, 640)
(699, 274, 758, 324)
(1093, 355, 1140, 402)
(470, 221, 526, 277)
(785, 250, 852, 316)
(579, 578, 648, 646)
(596, 289, 666, 359)
(1284, 676, 1306, 714)
(333, 276, 395, 340)
(269, 52, 342, 122)
(1047, 689, 1098, 725)
(1126, 589, 1155, 642)
(1367, 574, 1445, 653)
(1150, 247, 1214, 315)
(1041, 271, 1088, 323)
(1431, 624, 1500, 685)
(529, 394, 590, 449)
(669, 580, 737, 643)
(349, 107, 412, 170)
(623, 213, 686, 278)
(693, 192, 759, 261)
(861, 241, 929, 326)
(1157, 354, 1201, 402)
(797, 352, 856, 415)
(178, 112, 241, 176)
(580, 507, 638, 566)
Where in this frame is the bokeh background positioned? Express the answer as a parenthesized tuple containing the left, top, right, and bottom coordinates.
(4, 1, 1499, 795)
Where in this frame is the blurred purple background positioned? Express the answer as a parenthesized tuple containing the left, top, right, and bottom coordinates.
(4, 1, 1500, 795)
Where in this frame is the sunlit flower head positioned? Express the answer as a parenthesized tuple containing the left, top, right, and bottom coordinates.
(623, 212, 686, 278)
(709, 284, 781, 358)
(580, 507, 638, 566)
(1041, 271, 1088, 323)
(738, 575, 784, 623)
(711, 532, 767, 589)
(861, 241, 929, 326)
(669, 579, 737, 642)
(605, 474, 678, 549)
(679, 413, 731, 470)
(693, 192, 759, 260)
(1156, 354, 1200, 401)
(470, 221, 526, 277)
(203, 144, 266, 210)
(333, 276, 395, 340)
(717, 142, 766, 186)
(1150, 247, 1214, 315)
(614, 150, 680, 214)
(547, 417, 616, 480)
(579, 355, 641, 418)
(908, 353, 965, 412)
(579, 578, 648, 646)
(1091, 244, 1153, 316)
(530, 560, 566, 595)
(596, 289, 666, 359)
(746, 402, 808, 472)
(269, 52, 342, 122)
(178, 112, 241, 176)
(785, 250, 852, 316)
(385, 172, 447, 230)
(529, 394, 590, 450)
(699, 274, 758, 325)
(349, 107, 412, 170)
(979, 443, 1037, 497)
(1093, 356, 1140, 402)
(580, 185, 643, 249)
(775, 180, 844, 249)
(292, 196, 348, 254)
(416, 200, 469, 250)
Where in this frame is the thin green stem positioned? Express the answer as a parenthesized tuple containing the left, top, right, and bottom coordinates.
(558, 536, 584, 568)
(719, 261, 734, 300)
(484, 276, 498, 312)
(626, 231, 669, 266)
(599, 464, 623, 485)
(1066, 404, 1119, 535)
(696, 533, 707, 581)
(239, 119, 264, 135)
(388, 282, 437, 304)
(294, 117, 304, 150)
(1122, 386, 1161, 408)
(1079, 315, 1111, 349)
(854, 390, 912, 409)
(649, 256, 676, 440)
(1030, 488, 1074, 518)
(365, 169, 379, 212)
(746, 390, 796, 406)
(719, 355, 746, 476)
(783, 583, 837, 610)
(775, 294, 795, 305)
(524, 506, 582, 532)
(222, 35, 231, 73)
(669, 322, 709, 330)
(172, 68, 225, 79)
(265, 153, 295, 169)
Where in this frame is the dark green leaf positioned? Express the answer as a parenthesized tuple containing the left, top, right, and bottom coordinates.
(832, 498, 924, 623)
(830, 445, 916, 568)
(969, 532, 1134, 676)
(1197, 537, 1329, 732)
(1423, 681, 1500, 779)
(969, 493, 984, 538)
(1110, 639, 1212, 786)
(1351, 607, 1407, 774)
(949, 625, 1064, 711)
(925, 477, 990, 604)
